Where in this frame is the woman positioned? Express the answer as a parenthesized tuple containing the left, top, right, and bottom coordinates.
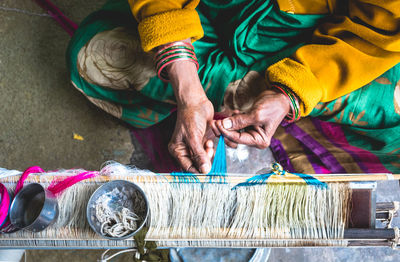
(67, 0, 400, 174)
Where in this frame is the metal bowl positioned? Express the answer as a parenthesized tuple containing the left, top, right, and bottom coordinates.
(87, 180, 149, 240)
(9, 183, 59, 232)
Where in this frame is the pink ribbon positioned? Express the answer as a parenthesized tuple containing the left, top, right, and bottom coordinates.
(0, 183, 10, 227)
(0, 166, 43, 228)
(15, 166, 44, 195)
(32, 0, 78, 37)
(47, 171, 99, 195)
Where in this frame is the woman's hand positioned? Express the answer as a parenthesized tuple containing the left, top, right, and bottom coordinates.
(163, 39, 215, 173)
(169, 98, 215, 173)
(215, 89, 291, 149)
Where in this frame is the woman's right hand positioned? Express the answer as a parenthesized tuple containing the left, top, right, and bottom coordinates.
(168, 94, 215, 173)
(163, 41, 215, 173)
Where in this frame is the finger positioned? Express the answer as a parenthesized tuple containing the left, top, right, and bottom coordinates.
(187, 138, 211, 174)
(205, 140, 214, 159)
(220, 113, 255, 131)
(224, 137, 238, 148)
(247, 127, 270, 149)
(168, 142, 198, 173)
(206, 146, 214, 159)
(216, 121, 260, 146)
(209, 120, 221, 137)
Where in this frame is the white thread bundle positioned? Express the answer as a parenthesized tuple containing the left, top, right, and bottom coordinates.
(94, 188, 140, 238)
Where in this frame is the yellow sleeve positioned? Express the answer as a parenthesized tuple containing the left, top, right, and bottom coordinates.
(128, 0, 204, 52)
(265, 0, 400, 116)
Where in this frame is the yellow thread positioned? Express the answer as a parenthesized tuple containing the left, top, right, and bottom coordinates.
(73, 133, 84, 141)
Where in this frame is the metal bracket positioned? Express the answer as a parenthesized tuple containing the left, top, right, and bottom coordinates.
(390, 227, 400, 250)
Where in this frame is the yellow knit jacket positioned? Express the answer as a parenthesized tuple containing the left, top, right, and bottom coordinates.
(128, 0, 400, 116)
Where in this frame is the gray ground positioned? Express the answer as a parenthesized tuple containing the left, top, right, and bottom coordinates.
(1, 1, 400, 261)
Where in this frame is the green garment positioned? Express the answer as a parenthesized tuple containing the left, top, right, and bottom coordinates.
(67, 0, 324, 128)
(67, 0, 400, 174)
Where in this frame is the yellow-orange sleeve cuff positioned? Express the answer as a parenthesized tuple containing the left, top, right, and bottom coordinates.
(265, 58, 323, 116)
(138, 9, 204, 52)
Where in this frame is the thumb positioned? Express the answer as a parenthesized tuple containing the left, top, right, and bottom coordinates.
(222, 113, 255, 130)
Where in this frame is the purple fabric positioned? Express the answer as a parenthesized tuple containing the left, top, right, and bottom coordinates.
(299, 143, 331, 174)
(285, 123, 347, 173)
(270, 138, 295, 173)
(316, 119, 390, 173)
(311, 118, 368, 173)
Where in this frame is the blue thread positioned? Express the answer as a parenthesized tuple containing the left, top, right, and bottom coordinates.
(234, 162, 327, 189)
(169, 136, 227, 184)
(234, 173, 274, 188)
(170, 172, 200, 184)
(207, 136, 227, 183)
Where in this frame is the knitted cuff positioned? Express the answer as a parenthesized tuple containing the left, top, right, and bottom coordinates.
(138, 9, 204, 52)
(265, 58, 323, 116)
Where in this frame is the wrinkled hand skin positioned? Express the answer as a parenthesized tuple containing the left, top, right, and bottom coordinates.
(168, 100, 215, 174)
(215, 89, 291, 149)
(162, 39, 215, 174)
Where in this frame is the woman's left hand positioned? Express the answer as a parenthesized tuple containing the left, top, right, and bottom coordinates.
(215, 89, 291, 148)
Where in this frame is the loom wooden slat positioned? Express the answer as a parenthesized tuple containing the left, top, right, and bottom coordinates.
(376, 213, 390, 219)
(349, 189, 374, 229)
(0, 229, 396, 249)
(347, 240, 393, 247)
(343, 229, 396, 239)
(377, 202, 399, 212)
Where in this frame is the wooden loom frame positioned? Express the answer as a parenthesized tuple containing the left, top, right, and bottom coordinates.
(0, 173, 399, 249)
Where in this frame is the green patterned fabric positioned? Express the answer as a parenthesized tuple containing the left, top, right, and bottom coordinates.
(309, 65, 400, 172)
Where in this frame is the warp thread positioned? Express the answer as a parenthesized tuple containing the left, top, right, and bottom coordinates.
(169, 136, 326, 188)
(171, 136, 227, 184)
(235, 162, 327, 188)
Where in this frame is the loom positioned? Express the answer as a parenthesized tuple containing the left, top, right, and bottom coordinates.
(0, 162, 399, 250)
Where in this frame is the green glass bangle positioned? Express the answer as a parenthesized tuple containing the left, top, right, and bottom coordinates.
(156, 54, 197, 69)
(272, 83, 300, 121)
(155, 50, 196, 62)
(155, 45, 194, 58)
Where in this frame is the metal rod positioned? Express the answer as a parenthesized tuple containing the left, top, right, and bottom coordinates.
(343, 229, 395, 240)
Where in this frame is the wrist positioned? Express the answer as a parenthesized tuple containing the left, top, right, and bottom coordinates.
(271, 84, 301, 122)
(167, 61, 208, 107)
(154, 39, 198, 82)
(175, 83, 209, 108)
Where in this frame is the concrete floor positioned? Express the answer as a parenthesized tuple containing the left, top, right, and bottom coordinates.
(1, 1, 400, 261)
(0, 0, 135, 172)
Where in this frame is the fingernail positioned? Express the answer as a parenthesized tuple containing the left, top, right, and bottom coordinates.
(223, 118, 232, 129)
(200, 163, 211, 174)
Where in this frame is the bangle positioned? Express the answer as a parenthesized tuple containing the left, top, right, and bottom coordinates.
(154, 41, 198, 82)
(154, 41, 194, 57)
(272, 84, 301, 123)
(155, 53, 197, 70)
(157, 58, 199, 82)
(154, 49, 196, 62)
